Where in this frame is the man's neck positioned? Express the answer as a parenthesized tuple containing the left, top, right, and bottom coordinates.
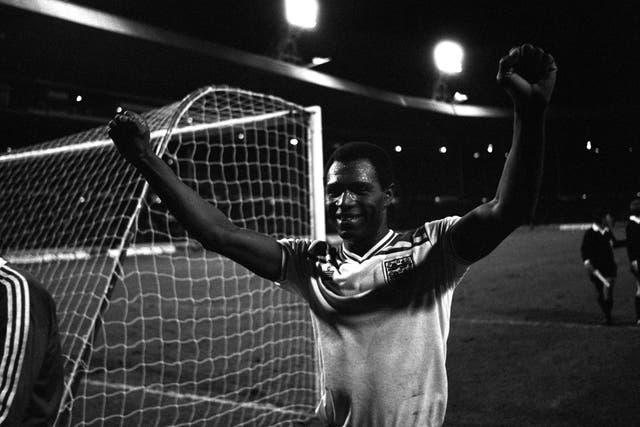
(343, 227, 392, 257)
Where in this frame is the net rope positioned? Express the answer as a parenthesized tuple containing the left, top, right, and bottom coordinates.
(0, 86, 319, 426)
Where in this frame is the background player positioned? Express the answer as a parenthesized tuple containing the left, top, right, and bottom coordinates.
(109, 44, 556, 426)
(0, 256, 64, 426)
(580, 210, 623, 325)
(626, 198, 640, 325)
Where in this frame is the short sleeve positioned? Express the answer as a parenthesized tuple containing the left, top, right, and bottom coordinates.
(275, 238, 317, 298)
(423, 216, 472, 288)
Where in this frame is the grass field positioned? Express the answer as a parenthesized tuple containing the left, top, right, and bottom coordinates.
(445, 225, 640, 426)
(62, 251, 317, 427)
(58, 225, 639, 426)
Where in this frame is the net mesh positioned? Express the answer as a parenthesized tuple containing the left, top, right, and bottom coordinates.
(0, 86, 320, 426)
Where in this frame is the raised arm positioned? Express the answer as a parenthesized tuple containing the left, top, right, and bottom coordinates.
(451, 44, 557, 263)
(108, 112, 283, 281)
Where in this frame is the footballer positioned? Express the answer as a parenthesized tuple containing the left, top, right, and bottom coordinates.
(109, 44, 556, 426)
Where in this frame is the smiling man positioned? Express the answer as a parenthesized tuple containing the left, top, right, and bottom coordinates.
(109, 44, 556, 426)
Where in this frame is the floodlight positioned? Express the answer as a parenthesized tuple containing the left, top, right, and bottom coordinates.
(453, 91, 468, 102)
(285, 0, 318, 30)
(433, 40, 463, 74)
(310, 57, 331, 67)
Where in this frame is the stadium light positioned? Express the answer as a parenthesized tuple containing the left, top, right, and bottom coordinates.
(487, 144, 493, 153)
(395, 145, 403, 153)
(453, 91, 468, 103)
(308, 57, 332, 68)
(433, 40, 463, 75)
(285, 0, 318, 30)
(431, 40, 464, 101)
(439, 146, 447, 154)
(586, 140, 592, 150)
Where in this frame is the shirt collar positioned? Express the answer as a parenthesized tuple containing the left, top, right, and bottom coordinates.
(342, 229, 397, 262)
(592, 223, 608, 234)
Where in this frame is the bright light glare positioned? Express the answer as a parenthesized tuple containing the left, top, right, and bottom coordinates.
(433, 40, 463, 74)
(395, 145, 402, 153)
(311, 57, 331, 66)
(453, 91, 468, 102)
(76, 95, 83, 102)
(439, 146, 447, 154)
(285, 0, 318, 29)
(586, 140, 592, 150)
(487, 144, 493, 153)
(289, 138, 299, 146)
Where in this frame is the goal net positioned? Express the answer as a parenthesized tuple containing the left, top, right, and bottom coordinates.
(0, 86, 324, 426)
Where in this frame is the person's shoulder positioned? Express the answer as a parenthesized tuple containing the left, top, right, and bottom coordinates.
(423, 216, 461, 234)
(414, 216, 462, 245)
(5, 264, 57, 310)
(278, 237, 328, 258)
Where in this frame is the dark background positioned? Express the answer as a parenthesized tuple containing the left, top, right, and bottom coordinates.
(1, 0, 638, 227)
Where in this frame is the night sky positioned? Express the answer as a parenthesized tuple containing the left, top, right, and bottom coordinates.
(1, 0, 639, 223)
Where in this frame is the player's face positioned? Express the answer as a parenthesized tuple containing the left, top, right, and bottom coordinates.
(604, 214, 614, 228)
(325, 159, 391, 252)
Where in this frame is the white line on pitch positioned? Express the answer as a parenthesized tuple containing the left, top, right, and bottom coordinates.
(80, 379, 309, 417)
(453, 317, 639, 331)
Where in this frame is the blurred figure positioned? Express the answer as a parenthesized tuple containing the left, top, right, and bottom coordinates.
(580, 210, 623, 325)
(626, 198, 640, 325)
(0, 256, 64, 426)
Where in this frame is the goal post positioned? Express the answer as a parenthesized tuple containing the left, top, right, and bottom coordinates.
(0, 86, 324, 426)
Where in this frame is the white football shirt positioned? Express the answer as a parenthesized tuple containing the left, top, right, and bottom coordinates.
(277, 216, 470, 426)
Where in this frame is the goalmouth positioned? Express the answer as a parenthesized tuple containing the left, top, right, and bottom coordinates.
(0, 86, 324, 426)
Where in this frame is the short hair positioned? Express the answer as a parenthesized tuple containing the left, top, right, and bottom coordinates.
(591, 208, 611, 224)
(324, 142, 394, 189)
(630, 198, 640, 215)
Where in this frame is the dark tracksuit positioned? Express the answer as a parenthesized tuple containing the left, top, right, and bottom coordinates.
(581, 225, 619, 323)
(626, 216, 640, 321)
(0, 258, 64, 426)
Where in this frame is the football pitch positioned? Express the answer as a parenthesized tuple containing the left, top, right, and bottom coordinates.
(67, 250, 317, 426)
(65, 225, 639, 426)
(445, 225, 640, 426)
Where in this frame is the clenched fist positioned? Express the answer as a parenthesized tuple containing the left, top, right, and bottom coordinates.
(108, 111, 153, 166)
(497, 44, 557, 111)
